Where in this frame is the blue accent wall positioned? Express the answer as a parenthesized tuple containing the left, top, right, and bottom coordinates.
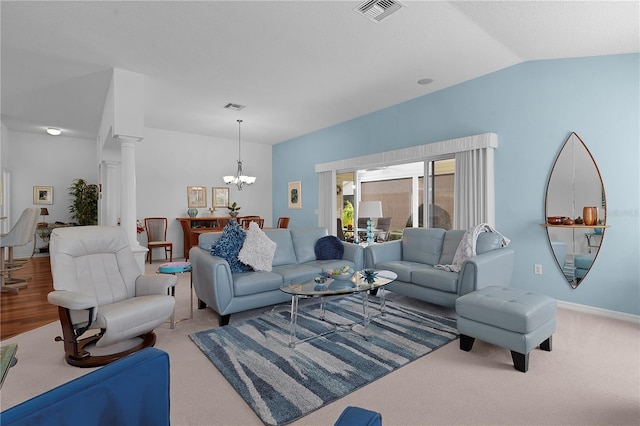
(273, 54, 639, 315)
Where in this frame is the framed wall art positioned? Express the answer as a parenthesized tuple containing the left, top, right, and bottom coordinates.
(288, 181, 301, 209)
(33, 186, 53, 205)
(187, 186, 207, 208)
(212, 187, 229, 208)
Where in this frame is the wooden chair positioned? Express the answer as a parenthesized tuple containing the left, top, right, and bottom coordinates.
(145, 217, 173, 264)
(239, 216, 262, 229)
(277, 217, 290, 228)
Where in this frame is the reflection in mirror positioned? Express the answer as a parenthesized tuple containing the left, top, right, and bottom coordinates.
(545, 132, 606, 289)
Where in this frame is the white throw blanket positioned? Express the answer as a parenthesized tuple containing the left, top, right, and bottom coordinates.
(434, 223, 510, 273)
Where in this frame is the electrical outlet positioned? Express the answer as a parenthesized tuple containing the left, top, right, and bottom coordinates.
(534, 264, 543, 275)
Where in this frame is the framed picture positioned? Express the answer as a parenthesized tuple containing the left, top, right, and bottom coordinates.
(288, 181, 302, 209)
(212, 187, 229, 208)
(187, 186, 207, 208)
(33, 186, 53, 205)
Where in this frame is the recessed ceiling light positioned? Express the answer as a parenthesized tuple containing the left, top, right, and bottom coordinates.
(417, 78, 434, 85)
(46, 127, 62, 136)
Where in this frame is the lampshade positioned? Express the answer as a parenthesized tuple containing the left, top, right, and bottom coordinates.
(358, 201, 383, 218)
(40, 208, 49, 216)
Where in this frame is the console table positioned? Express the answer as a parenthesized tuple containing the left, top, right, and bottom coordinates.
(176, 217, 231, 259)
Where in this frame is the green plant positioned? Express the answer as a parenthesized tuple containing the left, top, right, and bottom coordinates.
(227, 202, 241, 213)
(68, 178, 99, 225)
(342, 200, 354, 227)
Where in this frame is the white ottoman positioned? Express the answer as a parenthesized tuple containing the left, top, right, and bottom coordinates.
(455, 286, 557, 372)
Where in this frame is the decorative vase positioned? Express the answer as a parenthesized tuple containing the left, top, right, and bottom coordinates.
(583, 207, 597, 226)
(229, 211, 239, 218)
(187, 208, 198, 218)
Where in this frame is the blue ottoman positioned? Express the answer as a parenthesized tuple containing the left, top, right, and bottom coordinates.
(455, 286, 557, 372)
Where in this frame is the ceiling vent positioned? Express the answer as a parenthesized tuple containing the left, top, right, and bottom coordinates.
(354, 0, 405, 23)
(224, 103, 245, 111)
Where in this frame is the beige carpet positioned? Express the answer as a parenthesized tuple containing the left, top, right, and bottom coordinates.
(1, 263, 639, 425)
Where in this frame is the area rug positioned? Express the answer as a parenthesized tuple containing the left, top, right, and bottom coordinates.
(189, 296, 458, 426)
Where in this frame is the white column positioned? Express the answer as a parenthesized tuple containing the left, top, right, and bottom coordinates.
(117, 136, 147, 272)
(101, 160, 121, 226)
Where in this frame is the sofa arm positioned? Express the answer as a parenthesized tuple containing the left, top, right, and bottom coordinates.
(458, 248, 514, 296)
(190, 246, 235, 315)
(341, 242, 364, 271)
(364, 240, 402, 269)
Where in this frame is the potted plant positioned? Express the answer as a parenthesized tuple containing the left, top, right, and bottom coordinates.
(227, 202, 241, 218)
(68, 178, 99, 225)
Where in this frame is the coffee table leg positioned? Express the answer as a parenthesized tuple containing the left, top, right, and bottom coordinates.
(289, 295, 299, 347)
(362, 291, 370, 338)
(320, 296, 326, 320)
(379, 287, 386, 317)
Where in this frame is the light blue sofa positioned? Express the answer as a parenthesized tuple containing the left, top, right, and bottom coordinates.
(364, 228, 514, 308)
(191, 227, 364, 325)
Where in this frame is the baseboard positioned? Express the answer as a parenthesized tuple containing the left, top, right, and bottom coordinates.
(557, 300, 640, 324)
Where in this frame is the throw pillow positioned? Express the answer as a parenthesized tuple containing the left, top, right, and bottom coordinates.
(210, 221, 247, 273)
(238, 222, 277, 272)
(314, 235, 344, 260)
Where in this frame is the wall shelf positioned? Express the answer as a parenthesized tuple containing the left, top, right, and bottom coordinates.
(541, 224, 609, 229)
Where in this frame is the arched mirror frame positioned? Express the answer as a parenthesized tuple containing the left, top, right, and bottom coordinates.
(543, 132, 608, 289)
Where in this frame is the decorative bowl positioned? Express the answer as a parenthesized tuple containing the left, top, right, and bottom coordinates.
(547, 216, 564, 225)
(331, 272, 354, 281)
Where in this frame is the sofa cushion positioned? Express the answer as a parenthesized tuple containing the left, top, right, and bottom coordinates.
(198, 232, 222, 250)
(476, 232, 505, 254)
(315, 235, 344, 260)
(412, 267, 459, 293)
(375, 260, 432, 283)
(233, 271, 284, 296)
(291, 228, 328, 264)
(272, 263, 323, 285)
(264, 229, 297, 266)
(238, 222, 277, 272)
(439, 230, 465, 265)
(210, 222, 247, 273)
(402, 228, 446, 265)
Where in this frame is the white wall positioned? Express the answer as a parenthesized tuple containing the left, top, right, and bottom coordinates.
(6, 131, 98, 258)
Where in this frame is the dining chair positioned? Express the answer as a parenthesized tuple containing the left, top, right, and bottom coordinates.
(375, 217, 392, 242)
(277, 217, 290, 228)
(144, 217, 173, 264)
(239, 216, 261, 230)
(1, 208, 38, 291)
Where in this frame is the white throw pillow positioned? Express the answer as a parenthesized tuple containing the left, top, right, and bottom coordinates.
(238, 222, 277, 272)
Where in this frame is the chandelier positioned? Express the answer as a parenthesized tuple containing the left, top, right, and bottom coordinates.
(223, 119, 256, 190)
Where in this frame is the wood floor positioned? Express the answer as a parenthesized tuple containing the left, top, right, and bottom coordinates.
(1, 257, 59, 341)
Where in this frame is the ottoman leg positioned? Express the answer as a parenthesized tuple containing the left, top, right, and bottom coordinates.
(510, 351, 529, 373)
(460, 334, 475, 351)
(540, 336, 552, 351)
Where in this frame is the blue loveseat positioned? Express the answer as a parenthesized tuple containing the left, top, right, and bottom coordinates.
(190, 227, 364, 325)
(364, 228, 514, 308)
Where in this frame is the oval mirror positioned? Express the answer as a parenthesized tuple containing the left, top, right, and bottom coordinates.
(544, 132, 606, 289)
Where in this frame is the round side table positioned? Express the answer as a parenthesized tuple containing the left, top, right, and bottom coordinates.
(158, 261, 193, 328)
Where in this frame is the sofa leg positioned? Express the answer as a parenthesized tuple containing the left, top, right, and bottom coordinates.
(459, 334, 475, 351)
(540, 336, 552, 351)
(198, 299, 206, 310)
(219, 314, 230, 326)
(511, 351, 529, 373)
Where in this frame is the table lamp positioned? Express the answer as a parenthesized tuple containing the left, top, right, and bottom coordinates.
(39, 208, 49, 226)
(358, 201, 383, 244)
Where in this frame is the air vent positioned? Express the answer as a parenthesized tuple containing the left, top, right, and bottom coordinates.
(354, 0, 405, 23)
(224, 103, 245, 111)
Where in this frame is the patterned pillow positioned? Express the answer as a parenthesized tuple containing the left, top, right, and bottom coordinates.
(238, 222, 277, 272)
(314, 235, 344, 260)
(210, 221, 247, 273)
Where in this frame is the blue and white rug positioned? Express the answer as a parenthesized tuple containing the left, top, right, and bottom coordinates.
(190, 296, 458, 426)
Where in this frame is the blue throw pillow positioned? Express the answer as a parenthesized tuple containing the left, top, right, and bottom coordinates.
(211, 221, 247, 273)
(314, 235, 344, 260)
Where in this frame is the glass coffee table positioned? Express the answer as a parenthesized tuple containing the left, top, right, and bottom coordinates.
(279, 270, 397, 347)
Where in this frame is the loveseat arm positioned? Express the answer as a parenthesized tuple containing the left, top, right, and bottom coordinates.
(135, 274, 177, 296)
(458, 248, 514, 296)
(342, 242, 364, 270)
(190, 246, 235, 315)
(364, 240, 402, 269)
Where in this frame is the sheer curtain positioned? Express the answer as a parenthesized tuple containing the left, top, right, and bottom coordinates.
(454, 147, 495, 229)
(316, 133, 497, 232)
(317, 170, 335, 232)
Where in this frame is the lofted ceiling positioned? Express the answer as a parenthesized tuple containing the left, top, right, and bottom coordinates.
(1, 1, 638, 145)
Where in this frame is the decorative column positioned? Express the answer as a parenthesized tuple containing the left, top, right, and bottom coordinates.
(101, 161, 121, 226)
(117, 136, 147, 272)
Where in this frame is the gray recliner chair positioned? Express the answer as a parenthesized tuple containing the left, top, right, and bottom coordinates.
(1, 208, 38, 292)
(48, 226, 176, 367)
